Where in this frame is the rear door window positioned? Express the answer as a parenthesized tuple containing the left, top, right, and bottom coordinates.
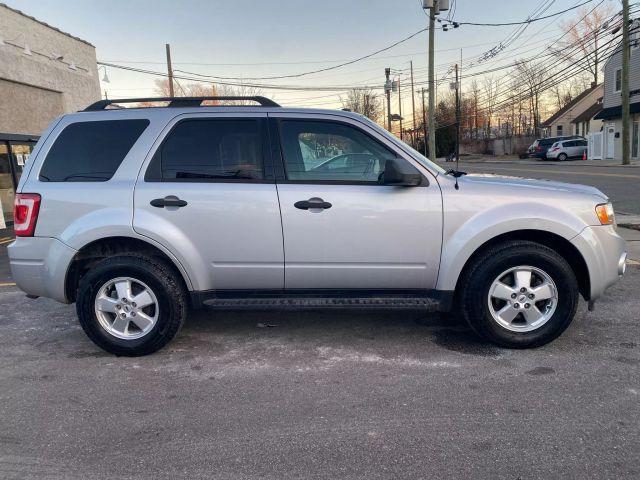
(39, 120, 149, 182)
(149, 119, 265, 182)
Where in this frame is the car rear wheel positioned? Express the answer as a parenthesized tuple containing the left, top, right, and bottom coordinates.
(558, 153, 568, 161)
(459, 241, 579, 348)
(76, 255, 188, 356)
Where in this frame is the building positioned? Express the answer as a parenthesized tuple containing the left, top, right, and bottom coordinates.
(593, 19, 640, 161)
(0, 3, 100, 226)
(540, 84, 604, 138)
(571, 97, 603, 138)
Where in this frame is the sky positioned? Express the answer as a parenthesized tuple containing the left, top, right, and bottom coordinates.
(5, 0, 603, 116)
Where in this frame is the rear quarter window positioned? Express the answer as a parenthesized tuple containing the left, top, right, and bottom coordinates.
(39, 119, 149, 182)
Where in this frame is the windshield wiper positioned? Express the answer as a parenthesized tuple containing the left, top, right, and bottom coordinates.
(445, 169, 467, 190)
(63, 174, 111, 181)
(445, 169, 467, 178)
(175, 170, 256, 180)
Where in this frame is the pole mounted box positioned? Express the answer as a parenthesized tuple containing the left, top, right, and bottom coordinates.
(422, 0, 449, 10)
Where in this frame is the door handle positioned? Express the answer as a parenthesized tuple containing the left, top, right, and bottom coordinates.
(294, 197, 332, 210)
(150, 195, 188, 208)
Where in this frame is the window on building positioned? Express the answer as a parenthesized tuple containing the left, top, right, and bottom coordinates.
(556, 125, 563, 136)
(615, 68, 622, 92)
(633, 121, 639, 158)
(279, 120, 396, 183)
(39, 120, 149, 182)
(158, 119, 264, 181)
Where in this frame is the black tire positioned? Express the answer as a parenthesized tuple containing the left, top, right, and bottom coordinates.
(558, 153, 568, 161)
(76, 255, 188, 356)
(459, 241, 579, 348)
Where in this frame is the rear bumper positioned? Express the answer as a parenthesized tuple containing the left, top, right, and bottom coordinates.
(8, 237, 77, 303)
(571, 225, 627, 301)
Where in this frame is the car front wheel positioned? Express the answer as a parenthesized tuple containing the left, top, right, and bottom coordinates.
(76, 255, 188, 356)
(459, 241, 579, 348)
(558, 153, 568, 161)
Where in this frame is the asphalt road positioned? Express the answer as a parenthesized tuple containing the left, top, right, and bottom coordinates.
(0, 266, 638, 479)
(447, 159, 640, 215)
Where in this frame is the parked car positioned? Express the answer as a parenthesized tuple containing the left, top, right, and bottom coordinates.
(546, 138, 588, 161)
(528, 135, 584, 159)
(9, 97, 627, 356)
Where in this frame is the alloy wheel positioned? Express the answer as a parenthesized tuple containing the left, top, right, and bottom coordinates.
(94, 276, 159, 340)
(487, 266, 558, 332)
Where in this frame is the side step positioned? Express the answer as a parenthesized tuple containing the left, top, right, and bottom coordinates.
(201, 297, 444, 311)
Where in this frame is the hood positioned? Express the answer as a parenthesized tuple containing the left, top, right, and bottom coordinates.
(460, 174, 608, 201)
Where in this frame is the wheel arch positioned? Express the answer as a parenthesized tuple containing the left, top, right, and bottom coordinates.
(450, 230, 590, 302)
(65, 236, 193, 303)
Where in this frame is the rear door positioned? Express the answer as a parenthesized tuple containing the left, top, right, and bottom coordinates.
(133, 113, 284, 291)
(271, 113, 443, 291)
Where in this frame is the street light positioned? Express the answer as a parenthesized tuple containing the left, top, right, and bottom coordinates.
(98, 65, 110, 83)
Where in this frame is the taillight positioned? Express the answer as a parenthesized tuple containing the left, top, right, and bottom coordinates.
(14, 193, 41, 237)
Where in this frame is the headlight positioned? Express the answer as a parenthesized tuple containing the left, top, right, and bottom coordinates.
(595, 203, 615, 225)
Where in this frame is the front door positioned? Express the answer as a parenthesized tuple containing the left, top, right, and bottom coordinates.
(606, 124, 615, 159)
(134, 114, 284, 291)
(271, 115, 443, 291)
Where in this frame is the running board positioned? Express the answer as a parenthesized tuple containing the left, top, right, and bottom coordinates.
(194, 290, 454, 312)
(202, 297, 440, 310)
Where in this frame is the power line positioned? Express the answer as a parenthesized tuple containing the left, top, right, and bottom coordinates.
(172, 27, 438, 81)
(446, 0, 596, 27)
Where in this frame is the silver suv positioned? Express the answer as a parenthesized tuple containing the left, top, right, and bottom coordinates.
(9, 96, 627, 356)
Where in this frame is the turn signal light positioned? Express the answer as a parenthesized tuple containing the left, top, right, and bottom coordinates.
(595, 203, 615, 225)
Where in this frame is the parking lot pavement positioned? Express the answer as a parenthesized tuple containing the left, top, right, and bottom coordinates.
(0, 266, 638, 479)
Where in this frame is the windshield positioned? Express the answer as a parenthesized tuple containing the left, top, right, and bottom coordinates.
(411, 149, 447, 174)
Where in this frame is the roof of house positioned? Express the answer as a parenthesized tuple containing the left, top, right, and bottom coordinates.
(540, 84, 601, 128)
(0, 3, 94, 47)
(571, 99, 603, 124)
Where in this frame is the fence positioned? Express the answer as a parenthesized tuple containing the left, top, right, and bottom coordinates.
(460, 136, 536, 156)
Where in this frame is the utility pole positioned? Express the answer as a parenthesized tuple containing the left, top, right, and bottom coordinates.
(421, 88, 428, 157)
(428, 6, 436, 160)
(166, 43, 175, 98)
(385, 68, 392, 131)
(622, 0, 631, 165)
(410, 61, 417, 149)
(398, 76, 403, 140)
(455, 64, 460, 163)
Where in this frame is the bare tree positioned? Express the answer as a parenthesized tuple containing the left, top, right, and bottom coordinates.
(554, 4, 614, 86)
(468, 79, 482, 139)
(153, 79, 263, 105)
(340, 89, 382, 122)
(514, 60, 546, 134)
(482, 75, 499, 138)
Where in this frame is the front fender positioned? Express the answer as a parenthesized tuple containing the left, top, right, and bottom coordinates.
(436, 202, 589, 292)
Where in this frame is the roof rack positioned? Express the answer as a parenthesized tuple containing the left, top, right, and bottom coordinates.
(83, 96, 281, 111)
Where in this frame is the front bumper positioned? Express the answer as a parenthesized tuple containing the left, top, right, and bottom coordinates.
(571, 225, 627, 301)
(8, 237, 77, 303)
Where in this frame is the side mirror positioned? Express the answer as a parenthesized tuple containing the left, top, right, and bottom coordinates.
(381, 158, 423, 186)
